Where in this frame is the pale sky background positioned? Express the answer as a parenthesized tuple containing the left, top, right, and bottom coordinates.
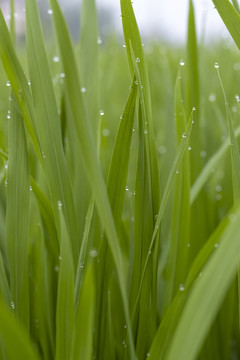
(2, 0, 233, 43)
(66, 0, 231, 43)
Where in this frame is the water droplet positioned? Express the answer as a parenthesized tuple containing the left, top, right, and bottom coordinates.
(125, 186, 129, 191)
(214, 243, 219, 248)
(192, 107, 196, 111)
(4, 164, 8, 170)
(28, 81, 31, 86)
(214, 62, 219, 69)
(60, 73, 65, 78)
(235, 94, 240, 102)
(54, 266, 59, 272)
(5, 180, 8, 187)
(80, 263, 84, 269)
(158, 146, 166, 154)
(100, 110, 104, 116)
(216, 185, 222, 192)
(200, 150, 207, 158)
(144, 129, 148, 135)
(132, 128, 135, 132)
(29, 186, 32, 191)
(53, 56, 60, 63)
(81, 87, 87, 93)
(10, 301, 15, 309)
(135, 80, 138, 85)
(47, 9, 53, 15)
(58, 255, 62, 260)
(124, 325, 127, 329)
(180, 59, 185, 66)
(7, 114, 11, 119)
(188, 146, 192, 151)
(42, 151, 46, 159)
(209, 93, 216, 102)
(123, 44, 126, 48)
(97, 37, 102, 45)
(102, 128, 110, 137)
(6, 81, 10, 87)
(147, 354, 150, 358)
(179, 284, 185, 292)
(176, 170, 179, 174)
(216, 194, 222, 201)
(182, 133, 187, 138)
(90, 248, 98, 258)
(57, 200, 63, 209)
(187, 243, 191, 248)
(136, 57, 140, 63)
(233, 62, 240, 71)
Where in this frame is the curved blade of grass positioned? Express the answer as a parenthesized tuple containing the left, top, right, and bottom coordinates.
(216, 62, 240, 337)
(72, 265, 95, 360)
(232, 0, 240, 14)
(0, 11, 41, 160)
(212, 0, 240, 50)
(165, 201, 240, 360)
(216, 66, 240, 202)
(6, 95, 30, 329)
(132, 110, 194, 320)
(75, 80, 137, 300)
(190, 126, 240, 204)
(25, 0, 78, 262)
(163, 70, 191, 312)
(29, 229, 55, 360)
(90, 80, 138, 358)
(49, 1, 136, 358)
(79, 0, 99, 140)
(30, 177, 59, 258)
(120, 0, 160, 217)
(148, 205, 234, 359)
(0, 252, 10, 304)
(0, 298, 40, 360)
(55, 206, 74, 360)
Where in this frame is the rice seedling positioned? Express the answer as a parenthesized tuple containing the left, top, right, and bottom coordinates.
(1, 0, 240, 359)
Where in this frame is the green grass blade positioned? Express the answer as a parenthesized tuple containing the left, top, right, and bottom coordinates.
(190, 126, 240, 204)
(163, 71, 191, 312)
(55, 206, 74, 360)
(0, 298, 40, 360)
(148, 206, 234, 359)
(79, 0, 99, 139)
(120, 0, 160, 217)
(49, 1, 136, 357)
(0, 252, 10, 304)
(29, 228, 55, 360)
(72, 265, 95, 360)
(0, 11, 41, 160)
(25, 0, 78, 262)
(132, 110, 194, 328)
(165, 202, 240, 360)
(232, 0, 240, 14)
(30, 178, 59, 258)
(6, 96, 30, 329)
(216, 65, 240, 202)
(107, 80, 137, 225)
(212, 0, 240, 50)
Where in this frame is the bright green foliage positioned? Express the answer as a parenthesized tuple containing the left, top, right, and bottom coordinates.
(1, 0, 240, 359)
